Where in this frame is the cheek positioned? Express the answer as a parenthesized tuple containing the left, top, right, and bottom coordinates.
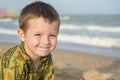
(51, 39, 57, 46)
(26, 36, 39, 46)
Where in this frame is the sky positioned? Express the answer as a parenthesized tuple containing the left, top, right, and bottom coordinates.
(0, 0, 120, 15)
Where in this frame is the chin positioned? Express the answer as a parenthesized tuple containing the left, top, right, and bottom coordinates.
(39, 52, 50, 57)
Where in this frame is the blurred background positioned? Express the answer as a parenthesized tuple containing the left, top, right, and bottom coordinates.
(0, 0, 120, 57)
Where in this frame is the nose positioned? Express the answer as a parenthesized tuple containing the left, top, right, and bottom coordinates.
(41, 36, 50, 45)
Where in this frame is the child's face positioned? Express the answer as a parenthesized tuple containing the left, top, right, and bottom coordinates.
(18, 17, 59, 58)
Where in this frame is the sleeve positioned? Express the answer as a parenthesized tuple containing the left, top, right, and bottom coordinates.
(0, 55, 16, 80)
(1, 68, 15, 80)
(0, 47, 21, 80)
(0, 56, 3, 79)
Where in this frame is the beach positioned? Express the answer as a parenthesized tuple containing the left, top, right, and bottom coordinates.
(0, 42, 120, 80)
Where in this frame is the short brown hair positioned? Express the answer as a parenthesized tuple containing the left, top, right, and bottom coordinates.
(19, 1, 60, 31)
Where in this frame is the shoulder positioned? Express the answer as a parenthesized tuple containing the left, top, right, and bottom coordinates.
(0, 44, 26, 67)
(2, 43, 26, 58)
(2, 45, 19, 57)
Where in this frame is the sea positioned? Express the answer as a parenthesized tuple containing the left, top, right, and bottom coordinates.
(0, 15, 120, 58)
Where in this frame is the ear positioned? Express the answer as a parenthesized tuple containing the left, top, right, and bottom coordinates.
(18, 29, 26, 42)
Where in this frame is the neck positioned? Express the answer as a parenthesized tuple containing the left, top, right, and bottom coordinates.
(33, 58, 41, 70)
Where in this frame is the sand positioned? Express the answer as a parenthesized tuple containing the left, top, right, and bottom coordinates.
(0, 42, 120, 80)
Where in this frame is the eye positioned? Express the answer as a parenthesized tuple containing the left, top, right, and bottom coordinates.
(34, 34, 41, 36)
(50, 34, 57, 38)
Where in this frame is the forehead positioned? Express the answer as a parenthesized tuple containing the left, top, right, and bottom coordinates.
(26, 17, 59, 31)
(28, 17, 59, 25)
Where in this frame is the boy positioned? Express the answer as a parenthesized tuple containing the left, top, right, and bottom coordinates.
(0, 1, 60, 80)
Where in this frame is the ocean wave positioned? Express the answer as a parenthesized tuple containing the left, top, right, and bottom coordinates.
(0, 27, 17, 35)
(60, 16, 70, 20)
(12, 21, 19, 26)
(0, 18, 13, 22)
(60, 24, 120, 33)
(58, 33, 120, 48)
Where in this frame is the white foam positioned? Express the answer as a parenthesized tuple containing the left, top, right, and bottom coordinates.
(58, 33, 120, 48)
(60, 24, 120, 33)
(0, 27, 17, 35)
(12, 21, 19, 26)
(0, 18, 13, 22)
(60, 16, 70, 20)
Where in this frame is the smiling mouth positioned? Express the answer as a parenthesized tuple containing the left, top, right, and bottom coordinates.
(38, 46, 50, 51)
